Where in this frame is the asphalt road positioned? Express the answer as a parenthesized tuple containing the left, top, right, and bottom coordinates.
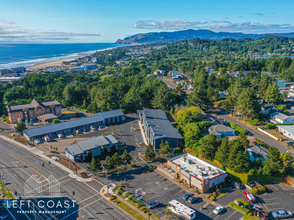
(0, 121, 14, 135)
(162, 78, 176, 89)
(0, 139, 128, 220)
(213, 110, 290, 154)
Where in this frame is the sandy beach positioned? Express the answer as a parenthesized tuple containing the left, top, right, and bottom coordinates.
(26, 55, 89, 71)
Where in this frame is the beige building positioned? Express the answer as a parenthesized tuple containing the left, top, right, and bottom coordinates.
(167, 153, 227, 193)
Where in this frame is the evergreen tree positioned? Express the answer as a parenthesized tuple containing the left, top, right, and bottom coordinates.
(15, 122, 27, 133)
(145, 144, 156, 160)
(160, 140, 172, 154)
(88, 157, 102, 174)
(187, 85, 213, 110)
(263, 146, 283, 175)
(111, 152, 122, 168)
(200, 134, 220, 161)
(122, 149, 132, 165)
(103, 156, 114, 170)
(215, 137, 230, 165)
(151, 85, 176, 111)
(238, 133, 250, 148)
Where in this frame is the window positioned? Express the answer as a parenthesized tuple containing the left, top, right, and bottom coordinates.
(13, 117, 15, 119)
(41, 109, 44, 112)
(30, 111, 33, 113)
(12, 113, 15, 115)
(31, 114, 33, 116)
(57, 110, 60, 113)
(36, 110, 38, 113)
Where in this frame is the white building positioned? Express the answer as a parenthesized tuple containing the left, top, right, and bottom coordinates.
(277, 125, 294, 140)
(271, 113, 294, 124)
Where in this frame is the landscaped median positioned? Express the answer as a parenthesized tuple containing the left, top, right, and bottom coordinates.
(0, 183, 14, 200)
(229, 199, 259, 219)
(229, 202, 250, 215)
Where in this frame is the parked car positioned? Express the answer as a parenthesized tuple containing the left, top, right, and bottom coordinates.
(183, 193, 193, 201)
(213, 206, 225, 215)
(90, 126, 96, 131)
(34, 139, 40, 144)
(271, 210, 292, 219)
(188, 196, 201, 204)
(148, 201, 159, 209)
(248, 132, 253, 136)
(58, 134, 63, 138)
(257, 210, 270, 220)
(43, 136, 50, 142)
(75, 130, 79, 134)
(243, 191, 256, 203)
(233, 181, 244, 190)
(251, 204, 262, 211)
(286, 142, 294, 146)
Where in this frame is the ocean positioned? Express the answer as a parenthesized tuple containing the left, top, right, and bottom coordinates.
(0, 43, 125, 69)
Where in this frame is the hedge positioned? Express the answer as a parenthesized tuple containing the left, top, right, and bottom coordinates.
(265, 124, 277, 129)
(227, 121, 248, 135)
(236, 198, 249, 208)
(229, 202, 250, 215)
(251, 188, 258, 195)
(255, 138, 267, 148)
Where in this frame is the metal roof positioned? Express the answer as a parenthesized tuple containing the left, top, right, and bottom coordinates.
(99, 109, 124, 119)
(24, 114, 104, 138)
(146, 118, 183, 139)
(143, 108, 167, 120)
(65, 134, 118, 156)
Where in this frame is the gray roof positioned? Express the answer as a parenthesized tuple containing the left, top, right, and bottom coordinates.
(146, 118, 183, 139)
(65, 134, 118, 156)
(209, 124, 235, 133)
(97, 109, 124, 119)
(143, 108, 168, 120)
(7, 99, 61, 112)
(24, 114, 104, 138)
(37, 114, 58, 121)
(277, 125, 294, 134)
(246, 145, 268, 159)
(274, 113, 293, 120)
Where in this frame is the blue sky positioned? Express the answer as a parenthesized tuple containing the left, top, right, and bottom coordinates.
(1, 0, 294, 43)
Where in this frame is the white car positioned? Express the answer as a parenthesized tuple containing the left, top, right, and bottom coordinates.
(213, 206, 225, 215)
(58, 134, 63, 138)
(34, 139, 40, 144)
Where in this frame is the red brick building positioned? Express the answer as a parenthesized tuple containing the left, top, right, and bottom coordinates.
(6, 99, 62, 123)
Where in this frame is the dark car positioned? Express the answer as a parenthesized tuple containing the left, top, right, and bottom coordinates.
(188, 196, 201, 204)
(148, 201, 159, 209)
(248, 132, 253, 136)
(183, 193, 193, 201)
(287, 142, 294, 146)
(257, 210, 270, 220)
(233, 181, 244, 190)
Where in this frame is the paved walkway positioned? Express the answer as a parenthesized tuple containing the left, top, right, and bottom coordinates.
(138, 121, 148, 145)
(156, 166, 228, 208)
(0, 135, 90, 182)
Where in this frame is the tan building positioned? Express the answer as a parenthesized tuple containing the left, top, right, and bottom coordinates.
(6, 99, 62, 124)
(167, 153, 227, 193)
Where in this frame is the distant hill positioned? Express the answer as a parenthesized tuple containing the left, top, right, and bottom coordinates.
(116, 29, 294, 44)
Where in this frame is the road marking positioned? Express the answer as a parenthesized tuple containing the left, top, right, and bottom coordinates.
(271, 184, 279, 191)
(225, 210, 238, 220)
(264, 203, 280, 205)
(268, 208, 285, 211)
(277, 184, 286, 191)
(94, 179, 104, 186)
(82, 207, 97, 219)
(84, 182, 100, 193)
(77, 193, 100, 204)
(215, 215, 219, 220)
(208, 211, 214, 216)
(9, 153, 50, 182)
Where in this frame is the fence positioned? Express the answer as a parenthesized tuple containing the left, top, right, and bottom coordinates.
(257, 128, 279, 141)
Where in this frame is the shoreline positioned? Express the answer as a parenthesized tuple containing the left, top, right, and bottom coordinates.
(1, 44, 129, 71)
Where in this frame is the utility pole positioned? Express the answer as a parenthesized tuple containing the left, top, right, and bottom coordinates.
(106, 170, 108, 193)
(1, 174, 6, 198)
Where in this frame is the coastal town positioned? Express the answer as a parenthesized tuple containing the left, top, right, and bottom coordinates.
(1, 35, 294, 220)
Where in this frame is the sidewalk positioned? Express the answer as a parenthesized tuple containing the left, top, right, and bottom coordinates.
(0, 135, 89, 182)
(138, 121, 148, 145)
(100, 184, 155, 220)
(156, 166, 228, 209)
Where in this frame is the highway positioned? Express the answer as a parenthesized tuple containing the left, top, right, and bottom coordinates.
(0, 139, 128, 220)
(213, 110, 292, 154)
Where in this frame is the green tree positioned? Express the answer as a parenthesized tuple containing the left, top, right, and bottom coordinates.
(263, 146, 283, 175)
(111, 152, 122, 168)
(145, 144, 156, 160)
(89, 157, 102, 174)
(103, 156, 114, 170)
(52, 119, 61, 124)
(151, 85, 176, 111)
(215, 137, 230, 165)
(187, 85, 213, 110)
(238, 133, 250, 147)
(160, 140, 172, 154)
(15, 122, 27, 133)
(183, 123, 202, 148)
(121, 149, 132, 165)
(200, 134, 220, 161)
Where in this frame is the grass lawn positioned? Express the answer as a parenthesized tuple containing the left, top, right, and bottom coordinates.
(242, 216, 259, 220)
(0, 184, 14, 200)
(216, 192, 227, 199)
(116, 198, 147, 220)
(101, 74, 112, 80)
(264, 129, 285, 139)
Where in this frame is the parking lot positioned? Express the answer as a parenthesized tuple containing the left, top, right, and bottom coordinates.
(119, 170, 244, 220)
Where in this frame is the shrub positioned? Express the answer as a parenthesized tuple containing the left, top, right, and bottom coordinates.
(251, 187, 259, 195)
(265, 123, 277, 129)
(113, 186, 118, 192)
(210, 196, 215, 201)
(213, 192, 217, 197)
(236, 198, 249, 208)
(109, 195, 116, 200)
(139, 206, 146, 211)
(205, 195, 210, 198)
(173, 148, 182, 155)
(115, 189, 122, 195)
(248, 119, 259, 126)
(248, 169, 256, 175)
(118, 184, 123, 189)
(229, 202, 250, 215)
(128, 194, 135, 200)
(255, 138, 267, 148)
(178, 179, 183, 183)
(122, 191, 129, 197)
(258, 185, 266, 194)
(194, 189, 200, 194)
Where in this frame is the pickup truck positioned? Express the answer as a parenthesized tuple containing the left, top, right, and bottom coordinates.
(272, 210, 292, 219)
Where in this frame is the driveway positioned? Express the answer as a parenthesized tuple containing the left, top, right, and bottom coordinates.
(162, 78, 176, 89)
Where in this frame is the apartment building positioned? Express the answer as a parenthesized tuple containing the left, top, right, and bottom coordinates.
(6, 99, 62, 123)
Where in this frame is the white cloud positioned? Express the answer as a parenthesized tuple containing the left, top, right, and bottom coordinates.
(0, 21, 100, 41)
(133, 19, 294, 33)
(1, 19, 15, 25)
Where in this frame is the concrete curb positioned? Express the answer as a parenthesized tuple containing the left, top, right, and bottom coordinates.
(0, 135, 89, 182)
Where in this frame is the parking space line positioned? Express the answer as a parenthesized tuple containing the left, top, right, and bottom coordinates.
(264, 203, 280, 205)
(271, 184, 279, 191)
(277, 184, 286, 191)
(225, 210, 237, 220)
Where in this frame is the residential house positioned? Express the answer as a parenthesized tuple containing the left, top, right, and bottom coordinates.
(271, 113, 294, 124)
(218, 91, 228, 97)
(168, 71, 181, 80)
(70, 67, 87, 72)
(245, 145, 268, 162)
(260, 103, 279, 115)
(115, 60, 130, 65)
(277, 80, 286, 88)
(6, 99, 62, 124)
(188, 84, 194, 91)
(277, 125, 294, 140)
(153, 70, 166, 76)
(208, 124, 235, 138)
